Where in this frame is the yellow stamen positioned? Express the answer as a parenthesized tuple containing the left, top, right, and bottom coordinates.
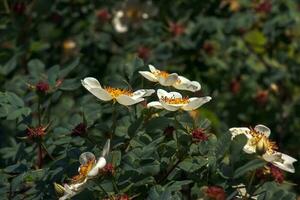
(249, 127, 278, 154)
(104, 86, 133, 98)
(161, 96, 189, 104)
(72, 158, 95, 183)
(153, 70, 169, 78)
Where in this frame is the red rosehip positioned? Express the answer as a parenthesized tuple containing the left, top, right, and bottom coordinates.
(192, 128, 209, 142)
(137, 46, 151, 61)
(255, 90, 269, 105)
(169, 22, 185, 37)
(203, 41, 214, 55)
(96, 9, 111, 22)
(36, 81, 50, 93)
(255, 0, 272, 13)
(205, 186, 226, 200)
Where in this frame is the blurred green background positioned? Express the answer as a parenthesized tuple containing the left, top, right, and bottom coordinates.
(1, 0, 300, 197)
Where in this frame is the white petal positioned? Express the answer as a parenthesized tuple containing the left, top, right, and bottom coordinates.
(173, 76, 201, 92)
(113, 11, 128, 33)
(132, 89, 155, 99)
(88, 88, 112, 101)
(161, 101, 181, 111)
(254, 124, 271, 138)
(147, 101, 164, 109)
(116, 95, 144, 105)
(157, 89, 170, 99)
(148, 64, 157, 73)
(168, 91, 182, 98)
(79, 152, 95, 165)
(229, 127, 251, 139)
(87, 157, 107, 177)
(102, 139, 110, 157)
(81, 77, 102, 90)
(158, 73, 178, 86)
(243, 141, 256, 154)
(182, 96, 211, 111)
(139, 71, 158, 82)
(265, 152, 297, 173)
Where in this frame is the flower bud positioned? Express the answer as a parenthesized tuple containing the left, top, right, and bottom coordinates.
(54, 183, 65, 197)
(256, 138, 268, 155)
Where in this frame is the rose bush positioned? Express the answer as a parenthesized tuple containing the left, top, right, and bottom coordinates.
(1, 0, 299, 199)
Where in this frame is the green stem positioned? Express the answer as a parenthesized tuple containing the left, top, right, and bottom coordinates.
(37, 142, 43, 169)
(112, 176, 119, 193)
(95, 181, 112, 199)
(246, 171, 256, 199)
(37, 97, 41, 126)
(110, 103, 117, 140)
(41, 142, 55, 161)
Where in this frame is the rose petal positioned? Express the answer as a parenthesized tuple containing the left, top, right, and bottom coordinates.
(254, 124, 271, 138)
(88, 88, 112, 101)
(265, 152, 297, 173)
(158, 73, 178, 86)
(161, 101, 181, 111)
(147, 101, 164, 109)
(102, 139, 110, 157)
(88, 157, 107, 177)
(81, 77, 102, 90)
(182, 96, 211, 111)
(157, 89, 170, 99)
(139, 71, 158, 82)
(116, 95, 144, 105)
(229, 127, 251, 139)
(148, 64, 158, 73)
(132, 89, 155, 99)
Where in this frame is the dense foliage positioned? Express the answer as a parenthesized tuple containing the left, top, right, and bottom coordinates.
(0, 0, 299, 199)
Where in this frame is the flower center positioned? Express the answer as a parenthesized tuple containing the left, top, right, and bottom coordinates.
(161, 96, 189, 104)
(104, 87, 133, 98)
(249, 128, 277, 154)
(72, 158, 95, 183)
(154, 70, 169, 78)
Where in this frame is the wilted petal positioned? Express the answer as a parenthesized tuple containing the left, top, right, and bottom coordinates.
(264, 152, 297, 173)
(88, 157, 107, 177)
(229, 127, 251, 139)
(81, 77, 102, 90)
(147, 101, 164, 109)
(182, 96, 211, 111)
(88, 88, 112, 101)
(116, 95, 144, 105)
(139, 71, 158, 82)
(254, 124, 271, 138)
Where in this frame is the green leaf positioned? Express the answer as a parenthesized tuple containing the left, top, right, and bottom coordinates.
(234, 159, 266, 178)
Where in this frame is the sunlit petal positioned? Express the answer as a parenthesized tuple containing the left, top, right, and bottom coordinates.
(182, 96, 211, 111)
(254, 124, 271, 138)
(116, 95, 144, 105)
(139, 71, 158, 82)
